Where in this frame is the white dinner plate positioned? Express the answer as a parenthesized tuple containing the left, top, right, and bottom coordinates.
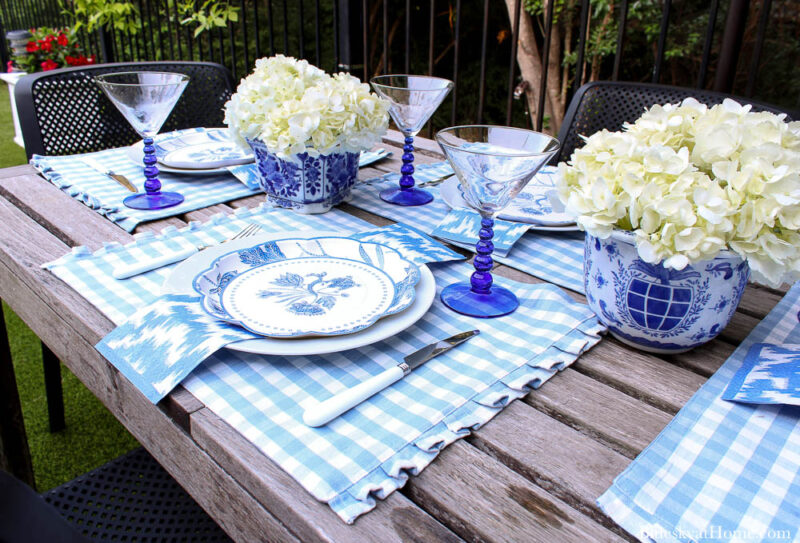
(162, 230, 436, 355)
(127, 139, 232, 176)
(438, 176, 580, 232)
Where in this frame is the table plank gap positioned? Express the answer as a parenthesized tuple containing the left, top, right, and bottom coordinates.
(466, 400, 637, 540)
(522, 369, 673, 458)
(135, 217, 188, 234)
(402, 440, 625, 542)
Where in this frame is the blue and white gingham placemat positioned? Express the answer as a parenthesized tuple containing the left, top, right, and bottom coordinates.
(598, 283, 800, 542)
(31, 128, 260, 232)
(44, 204, 605, 523)
(351, 164, 587, 293)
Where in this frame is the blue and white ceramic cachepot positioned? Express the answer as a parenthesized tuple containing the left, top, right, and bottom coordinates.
(248, 139, 359, 214)
(584, 230, 750, 353)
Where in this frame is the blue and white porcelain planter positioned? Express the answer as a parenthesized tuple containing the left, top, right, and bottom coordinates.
(584, 230, 750, 353)
(247, 139, 359, 214)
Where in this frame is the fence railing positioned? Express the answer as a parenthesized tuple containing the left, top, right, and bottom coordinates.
(1, 0, 797, 135)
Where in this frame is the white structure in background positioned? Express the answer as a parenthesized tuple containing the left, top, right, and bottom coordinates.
(0, 71, 25, 148)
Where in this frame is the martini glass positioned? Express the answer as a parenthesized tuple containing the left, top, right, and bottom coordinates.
(435, 125, 560, 317)
(370, 75, 453, 206)
(95, 72, 190, 210)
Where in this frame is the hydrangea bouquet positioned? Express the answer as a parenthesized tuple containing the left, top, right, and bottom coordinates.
(558, 99, 800, 287)
(224, 55, 389, 159)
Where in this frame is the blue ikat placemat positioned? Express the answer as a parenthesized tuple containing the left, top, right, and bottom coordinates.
(598, 284, 800, 542)
(44, 204, 605, 523)
(350, 163, 587, 293)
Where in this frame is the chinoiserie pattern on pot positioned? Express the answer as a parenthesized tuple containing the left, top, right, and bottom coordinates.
(249, 138, 359, 214)
(584, 230, 749, 353)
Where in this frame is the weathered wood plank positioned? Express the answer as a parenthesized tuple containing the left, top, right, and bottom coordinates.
(574, 339, 705, 414)
(135, 217, 188, 234)
(184, 203, 235, 223)
(523, 369, 673, 458)
(0, 172, 129, 249)
(404, 440, 624, 542)
(737, 285, 782, 320)
(468, 400, 631, 533)
(665, 340, 735, 378)
(192, 409, 463, 543)
(0, 164, 36, 180)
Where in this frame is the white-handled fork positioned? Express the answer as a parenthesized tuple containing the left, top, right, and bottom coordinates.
(112, 223, 263, 280)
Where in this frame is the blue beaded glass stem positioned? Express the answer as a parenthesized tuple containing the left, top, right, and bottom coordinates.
(440, 211, 520, 317)
(142, 137, 162, 194)
(399, 136, 415, 190)
(122, 136, 184, 210)
(378, 135, 434, 206)
(471, 216, 496, 294)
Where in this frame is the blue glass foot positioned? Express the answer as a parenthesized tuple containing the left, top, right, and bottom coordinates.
(123, 191, 184, 210)
(440, 282, 519, 318)
(379, 186, 434, 206)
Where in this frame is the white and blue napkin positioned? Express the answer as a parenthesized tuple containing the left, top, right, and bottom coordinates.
(722, 343, 800, 405)
(431, 209, 531, 257)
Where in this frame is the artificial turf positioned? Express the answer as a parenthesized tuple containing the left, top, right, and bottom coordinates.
(1, 80, 139, 491)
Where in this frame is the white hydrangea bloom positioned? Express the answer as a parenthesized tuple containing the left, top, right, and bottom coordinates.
(557, 98, 800, 287)
(223, 55, 390, 158)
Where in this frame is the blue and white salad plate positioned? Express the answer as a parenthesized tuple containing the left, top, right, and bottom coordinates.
(193, 236, 421, 338)
(156, 128, 254, 169)
(439, 171, 578, 230)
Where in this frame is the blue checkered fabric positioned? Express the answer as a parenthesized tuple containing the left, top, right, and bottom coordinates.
(44, 204, 605, 523)
(31, 128, 260, 232)
(351, 164, 587, 293)
(598, 283, 800, 543)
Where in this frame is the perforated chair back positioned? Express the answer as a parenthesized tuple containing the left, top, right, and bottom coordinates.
(554, 81, 797, 164)
(15, 61, 235, 160)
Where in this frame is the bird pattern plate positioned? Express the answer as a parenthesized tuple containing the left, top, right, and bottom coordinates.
(193, 236, 421, 337)
(156, 128, 255, 169)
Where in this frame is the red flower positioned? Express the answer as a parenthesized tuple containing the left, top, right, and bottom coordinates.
(41, 59, 58, 71)
(65, 55, 77, 66)
(44, 34, 55, 43)
(57, 33, 68, 47)
(39, 40, 52, 53)
(7, 61, 13, 73)
(65, 55, 94, 67)
(26, 41, 39, 52)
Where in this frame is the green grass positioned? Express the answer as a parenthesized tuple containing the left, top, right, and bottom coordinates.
(1, 81, 139, 491)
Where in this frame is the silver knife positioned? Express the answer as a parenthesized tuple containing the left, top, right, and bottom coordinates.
(302, 330, 480, 427)
(80, 156, 138, 192)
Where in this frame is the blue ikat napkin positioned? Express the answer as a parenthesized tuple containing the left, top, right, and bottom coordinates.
(350, 163, 587, 293)
(31, 128, 260, 232)
(598, 283, 800, 543)
(431, 209, 531, 257)
(721, 343, 800, 406)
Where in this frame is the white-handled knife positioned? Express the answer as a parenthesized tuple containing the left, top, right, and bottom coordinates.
(303, 329, 480, 427)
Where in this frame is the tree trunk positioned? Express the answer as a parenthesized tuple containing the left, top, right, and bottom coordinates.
(503, 0, 564, 134)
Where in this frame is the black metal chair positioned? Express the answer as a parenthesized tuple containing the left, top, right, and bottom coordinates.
(1, 448, 233, 542)
(553, 81, 797, 164)
(15, 61, 235, 160)
(10, 61, 235, 435)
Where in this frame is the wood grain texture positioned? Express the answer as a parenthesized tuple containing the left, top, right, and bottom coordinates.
(523, 369, 673, 458)
(468, 400, 631, 531)
(404, 441, 624, 542)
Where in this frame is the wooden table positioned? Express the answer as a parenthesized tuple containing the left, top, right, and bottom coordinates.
(0, 131, 784, 542)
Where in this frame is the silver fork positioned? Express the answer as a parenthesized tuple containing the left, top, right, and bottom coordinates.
(198, 223, 263, 250)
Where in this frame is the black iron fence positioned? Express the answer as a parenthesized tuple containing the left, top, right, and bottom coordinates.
(1, 0, 798, 134)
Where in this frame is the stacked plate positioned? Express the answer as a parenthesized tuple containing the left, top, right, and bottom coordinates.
(127, 128, 255, 176)
(162, 232, 435, 356)
(439, 172, 579, 232)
